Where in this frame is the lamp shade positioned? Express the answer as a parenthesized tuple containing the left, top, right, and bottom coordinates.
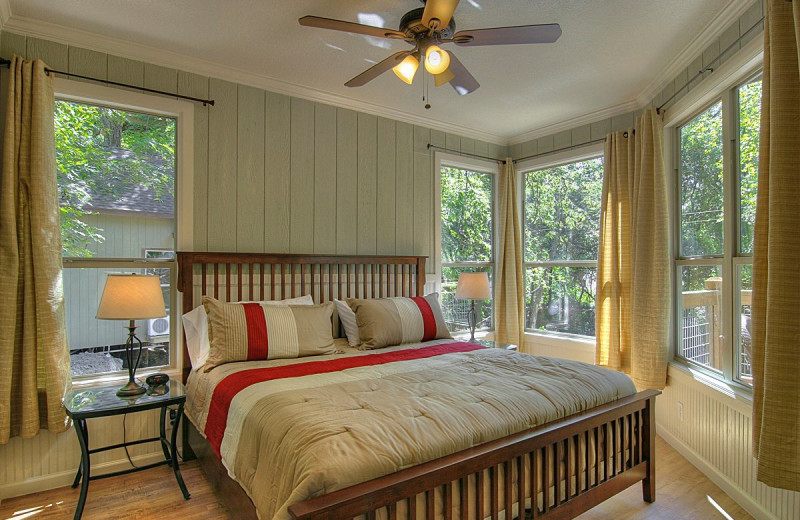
(96, 274, 167, 320)
(455, 272, 491, 300)
(424, 45, 450, 75)
(393, 54, 419, 84)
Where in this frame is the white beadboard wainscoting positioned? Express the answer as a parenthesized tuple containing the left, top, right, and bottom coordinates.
(0, 409, 168, 501)
(657, 364, 799, 520)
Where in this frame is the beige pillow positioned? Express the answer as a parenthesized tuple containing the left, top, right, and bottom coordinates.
(202, 297, 335, 370)
(347, 293, 452, 349)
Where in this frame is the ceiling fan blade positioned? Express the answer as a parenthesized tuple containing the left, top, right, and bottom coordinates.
(446, 52, 479, 95)
(453, 24, 562, 46)
(345, 51, 411, 87)
(299, 15, 407, 40)
(422, 0, 459, 30)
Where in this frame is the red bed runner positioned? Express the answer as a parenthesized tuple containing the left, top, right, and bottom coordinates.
(205, 342, 483, 458)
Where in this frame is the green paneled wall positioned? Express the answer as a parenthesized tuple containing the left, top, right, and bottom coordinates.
(0, 31, 506, 273)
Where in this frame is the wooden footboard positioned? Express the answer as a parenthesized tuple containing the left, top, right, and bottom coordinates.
(288, 390, 660, 520)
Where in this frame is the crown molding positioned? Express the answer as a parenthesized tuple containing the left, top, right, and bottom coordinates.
(635, 0, 758, 107)
(508, 99, 639, 146)
(2, 15, 508, 145)
(0, 0, 12, 28)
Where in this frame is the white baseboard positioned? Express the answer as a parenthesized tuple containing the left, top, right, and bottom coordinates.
(0, 452, 166, 503)
(656, 423, 777, 520)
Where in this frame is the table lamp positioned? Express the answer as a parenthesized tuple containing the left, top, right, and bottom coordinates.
(455, 272, 491, 342)
(96, 274, 167, 397)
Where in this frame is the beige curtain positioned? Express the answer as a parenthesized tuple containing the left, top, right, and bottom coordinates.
(750, 0, 800, 492)
(595, 107, 670, 389)
(0, 56, 70, 443)
(494, 159, 525, 350)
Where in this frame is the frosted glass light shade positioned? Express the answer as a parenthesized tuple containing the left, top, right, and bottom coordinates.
(455, 272, 491, 300)
(424, 45, 450, 75)
(96, 274, 167, 320)
(393, 54, 419, 84)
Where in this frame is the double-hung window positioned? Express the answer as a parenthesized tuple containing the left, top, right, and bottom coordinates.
(437, 156, 497, 336)
(673, 74, 761, 386)
(56, 79, 192, 380)
(520, 150, 604, 338)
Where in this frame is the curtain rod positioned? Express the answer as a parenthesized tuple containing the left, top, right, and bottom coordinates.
(426, 144, 507, 163)
(657, 15, 765, 114)
(0, 57, 215, 106)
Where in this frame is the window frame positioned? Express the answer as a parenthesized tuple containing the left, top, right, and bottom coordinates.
(434, 152, 499, 334)
(516, 142, 604, 340)
(55, 77, 194, 385)
(662, 33, 763, 391)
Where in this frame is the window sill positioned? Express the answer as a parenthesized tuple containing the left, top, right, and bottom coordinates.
(667, 361, 753, 416)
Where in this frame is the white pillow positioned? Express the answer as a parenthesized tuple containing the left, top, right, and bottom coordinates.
(334, 299, 360, 347)
(181, 294, 314, 369)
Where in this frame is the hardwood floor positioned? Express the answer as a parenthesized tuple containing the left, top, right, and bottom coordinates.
(0, 436, 753, 520)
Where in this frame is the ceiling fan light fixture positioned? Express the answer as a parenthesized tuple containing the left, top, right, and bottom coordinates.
(393, 54, 420, 84)
(424, 45, 450, 75)
(433, 67, 455, 87)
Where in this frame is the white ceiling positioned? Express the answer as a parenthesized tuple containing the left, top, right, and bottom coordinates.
(4, 0, 744, 144)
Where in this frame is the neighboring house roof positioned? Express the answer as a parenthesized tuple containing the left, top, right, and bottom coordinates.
(85, 147, 174, 218)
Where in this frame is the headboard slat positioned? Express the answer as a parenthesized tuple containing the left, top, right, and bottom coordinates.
(176, 252, 428, 382)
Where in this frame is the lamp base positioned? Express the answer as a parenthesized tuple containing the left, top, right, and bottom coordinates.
(117, 380, 146, 397)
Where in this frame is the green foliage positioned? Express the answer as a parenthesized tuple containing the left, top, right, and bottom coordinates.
(679, 101, 724, 257)
(738, 79, 761, 254)
(440, 167, 493, 263)
(55, 100, 176, 257)
(523, 158, 603, 334)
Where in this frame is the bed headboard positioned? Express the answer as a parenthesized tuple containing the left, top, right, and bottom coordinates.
(176, 252, 427, 381)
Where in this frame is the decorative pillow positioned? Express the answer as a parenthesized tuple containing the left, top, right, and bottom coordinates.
(194, 295, 330, 370)
(334, 299, 360, 347)
(182, 294, 314, 369)
(346, 293, 451, 349)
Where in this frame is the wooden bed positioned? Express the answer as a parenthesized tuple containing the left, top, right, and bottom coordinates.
(176, 251, 660, 520)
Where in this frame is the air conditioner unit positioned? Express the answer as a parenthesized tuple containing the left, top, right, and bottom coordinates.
(146, 316, 170, 340)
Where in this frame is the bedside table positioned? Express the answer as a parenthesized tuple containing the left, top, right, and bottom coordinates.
(469, 338, 518, 351)
(64, 378, 190, 520)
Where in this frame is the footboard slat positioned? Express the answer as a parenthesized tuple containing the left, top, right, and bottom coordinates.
(288, 390, 659, 520)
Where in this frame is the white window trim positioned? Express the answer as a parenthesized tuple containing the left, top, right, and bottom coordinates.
(515, 142, 604, 343)
(434, 151, 499, 332)
(55, 78, 194, 384)
(662, 34, 762, 395)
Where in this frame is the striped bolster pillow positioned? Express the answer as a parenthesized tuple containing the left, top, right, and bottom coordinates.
(202, 297, 336, 371)
(346, 293, 452, 349)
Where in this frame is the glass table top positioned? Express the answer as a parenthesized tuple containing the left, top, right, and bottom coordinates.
(64, 379, 185, 416)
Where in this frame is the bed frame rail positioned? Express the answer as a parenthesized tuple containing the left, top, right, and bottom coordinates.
(289, 390, 659, 520)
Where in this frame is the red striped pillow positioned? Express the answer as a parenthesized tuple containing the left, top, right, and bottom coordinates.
(346, 293, 452, 349)
(202, 297, 336, 370)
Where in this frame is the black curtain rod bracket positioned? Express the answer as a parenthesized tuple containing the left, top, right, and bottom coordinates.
(0, 57, 215, 106)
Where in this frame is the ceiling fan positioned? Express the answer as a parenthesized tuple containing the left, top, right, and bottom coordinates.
(299, 0, 561, 96)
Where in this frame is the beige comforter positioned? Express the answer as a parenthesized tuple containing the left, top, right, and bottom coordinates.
(186, 339, 635, 520)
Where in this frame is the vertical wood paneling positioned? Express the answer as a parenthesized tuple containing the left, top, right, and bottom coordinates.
(413, 126, 431, 267)
(143, 63, 178, 94)
(236, 85, 266, 252)
(108, 55, 144, 87)
(178, 71, 210, 250)
(68, 47, 107, 80)
(336, 108, 358, 254)
(357, 113, 378, 255)
(314, 103, 337, 253)
(658, 370, 799, 520)
(264, 92, 291, 253)
(376, 117, 396, 255)
(26, 37, 68, 70)
(395, 122, 414, 255)
(0, 31, 27, 59)
(207, 79, 238, 251)
(290, 97, 315, 253)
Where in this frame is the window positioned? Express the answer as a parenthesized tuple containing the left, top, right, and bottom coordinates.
(674, 75, 761, 386)
(56, 80, 191, 379)
(438, 159, 496, 336)
(521, 154, 604, 337)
